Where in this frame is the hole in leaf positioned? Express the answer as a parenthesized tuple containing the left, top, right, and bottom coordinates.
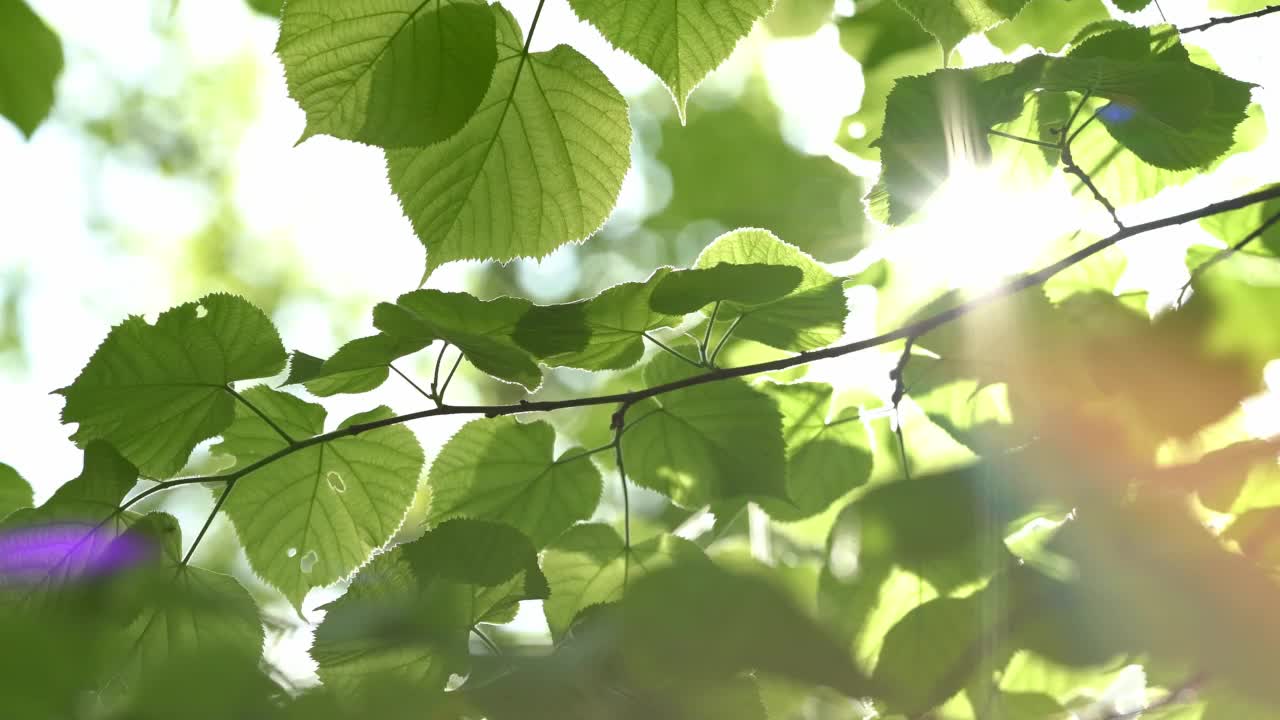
(286, 547, 298, 558)
(326, 471, 346, 493)
(195, 304, 208, 319)
(300, 550, 318, 574)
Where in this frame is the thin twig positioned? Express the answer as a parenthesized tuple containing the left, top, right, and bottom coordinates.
(1059, 92, 1124, 231)
(180, 480, 236, 566)
(700, 302, 721, 365)
(430, 342, 449, 399)
(708, 316, 742, 368)
(226, 386, 295, 445)
(1180, 4, 1280, 33)
(1178, 208, 1280, 305)
(390, 363, 432, 400)
(643, 331, 704, 368)
(890, 337, 916, 482)
(610, 403, 632, 590)
(988, 128, 1059, 151)
(438, 353, 463, 404)
(107, 186, 1280, 518)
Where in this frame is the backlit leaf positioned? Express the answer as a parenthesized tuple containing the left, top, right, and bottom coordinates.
(286, 334, 430, 397)
(892, 0, 1031, 56)
(568, 0, 773, 120)
(58, 294, 287, 479)
(214, 387, 423, 608)
(0, 462, 33, 522)
(0, 0, 63, 138)
(649, 262, 802, 315)
(424, 417, 602, 548)
(277, 0, 498, 148)
(387, 5, 631, 276)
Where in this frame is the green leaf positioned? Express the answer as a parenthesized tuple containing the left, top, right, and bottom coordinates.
(286, 334, 430, 397)
(765, 0, 834, 37)
(314, 519, 546, 696)
(650, 261, 803, 315)
(986, 0, 1110, 53)
(0, 0, 63, 138)
(374, 289, 541, 390)
(541, 523, 708, 640)
(623, 563, 872, 697)
(387, 5, 631, 277)
(876, 65, 1029, 224)
(246, 0, 283, 16)
(0, 442, 138, 594)
(757, 382, 871, 520)
(1063, 25, 1255, 171)
(622, 354, 788, 507)
(58, 294, 287, 479)
(649, 98, 869, 262)
(513, 269, 680, 371)
(871, 592, 993, 715)
(424, 417, 602, 548)
(312, 548, 467, 698)
(0, 462, 33, 522)
(106, 514, 265, 697)
(277, 0, 498, 148)
(568, 0, 773, 120)
(214, 387, 423, 608)
(892, 0, 1031, 56)
(1112, 0, 1153, 10)
(1199, 185, 1280, 257)
(694, 228, 849, 351)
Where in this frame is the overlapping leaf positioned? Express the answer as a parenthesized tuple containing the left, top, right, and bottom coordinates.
(0, 0, 63, 138)
(513, 269, 680, 371)
(214, 387, 423, 608)
(424, 417, 601, 548)
(58, 294, 287, 478)
(374, 289, 541, 389)
(622, 354, 788, 507)
(892, 0, 1031, 56)
(286, 334, 430, 397)
(568, 0, 773, 120)
(541, 523, 708, 639)
(757, 382, 871, 520)
(313, 518, 546, 696)
(693, 228, 849, 351)
(387, 5, 631, 276)
(650, 262, 802, 315)
(277, 0, 498, 148)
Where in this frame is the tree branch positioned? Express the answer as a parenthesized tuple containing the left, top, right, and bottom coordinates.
(1178, 208, 1280, 304)
(125, 185, 1280, 515)
(1180, 5, 1280, 33)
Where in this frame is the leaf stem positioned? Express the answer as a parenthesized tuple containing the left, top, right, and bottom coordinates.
(390, 363, 432, 400)
(700, 302, 721, 365)
(708, 316, 742, 368)
(181, 479, 236, 567)
(611, 403, 632, 590)
(227, 386, 295, 445)
(1178, 208, 1280, 305)
(430, 342, 450, 400)
(642, 332, 704, 368)
(471, 626, 503, 656)
(438, 353, 463, 404)
(987, 128, 1059, 150)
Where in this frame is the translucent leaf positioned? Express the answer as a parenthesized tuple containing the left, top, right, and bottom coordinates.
(648, 88, 868, 263)
(58, 294, 287, 479)
(622, 354, 788, 507)
(872, 592, 994, 715)
(694, 228, 849, 351)
(0, 442, 139, 595)
(1112, 0, 1153, 9)
(757, 382, 871, 520)
(1051, 25, 1257, 173)
(623, 563, 872, 697)
(313, 519, 546, 696)
(568, 0, 773, 120)
(214, 387, 423, 608)
(513, 268, 680, 371)
(286, 334, 429, 397)
(649, 262, 803, 315)
(374, 289, 540, 389)
(541, 523, 708, 640)
(106, 514, 264, 698)
(387, 5, 630, 276)
(277, 0, 498, 148)
(424, 417, 601, 548)
(0, 0, 63, 138)
(765, 0, 835, 37)
(986, 0, 1109, 53)
(892, 0, 1032, 56)
(0, 462, 33, 522)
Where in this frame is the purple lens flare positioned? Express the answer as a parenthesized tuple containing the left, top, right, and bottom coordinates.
(0, 522, 155, 587)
